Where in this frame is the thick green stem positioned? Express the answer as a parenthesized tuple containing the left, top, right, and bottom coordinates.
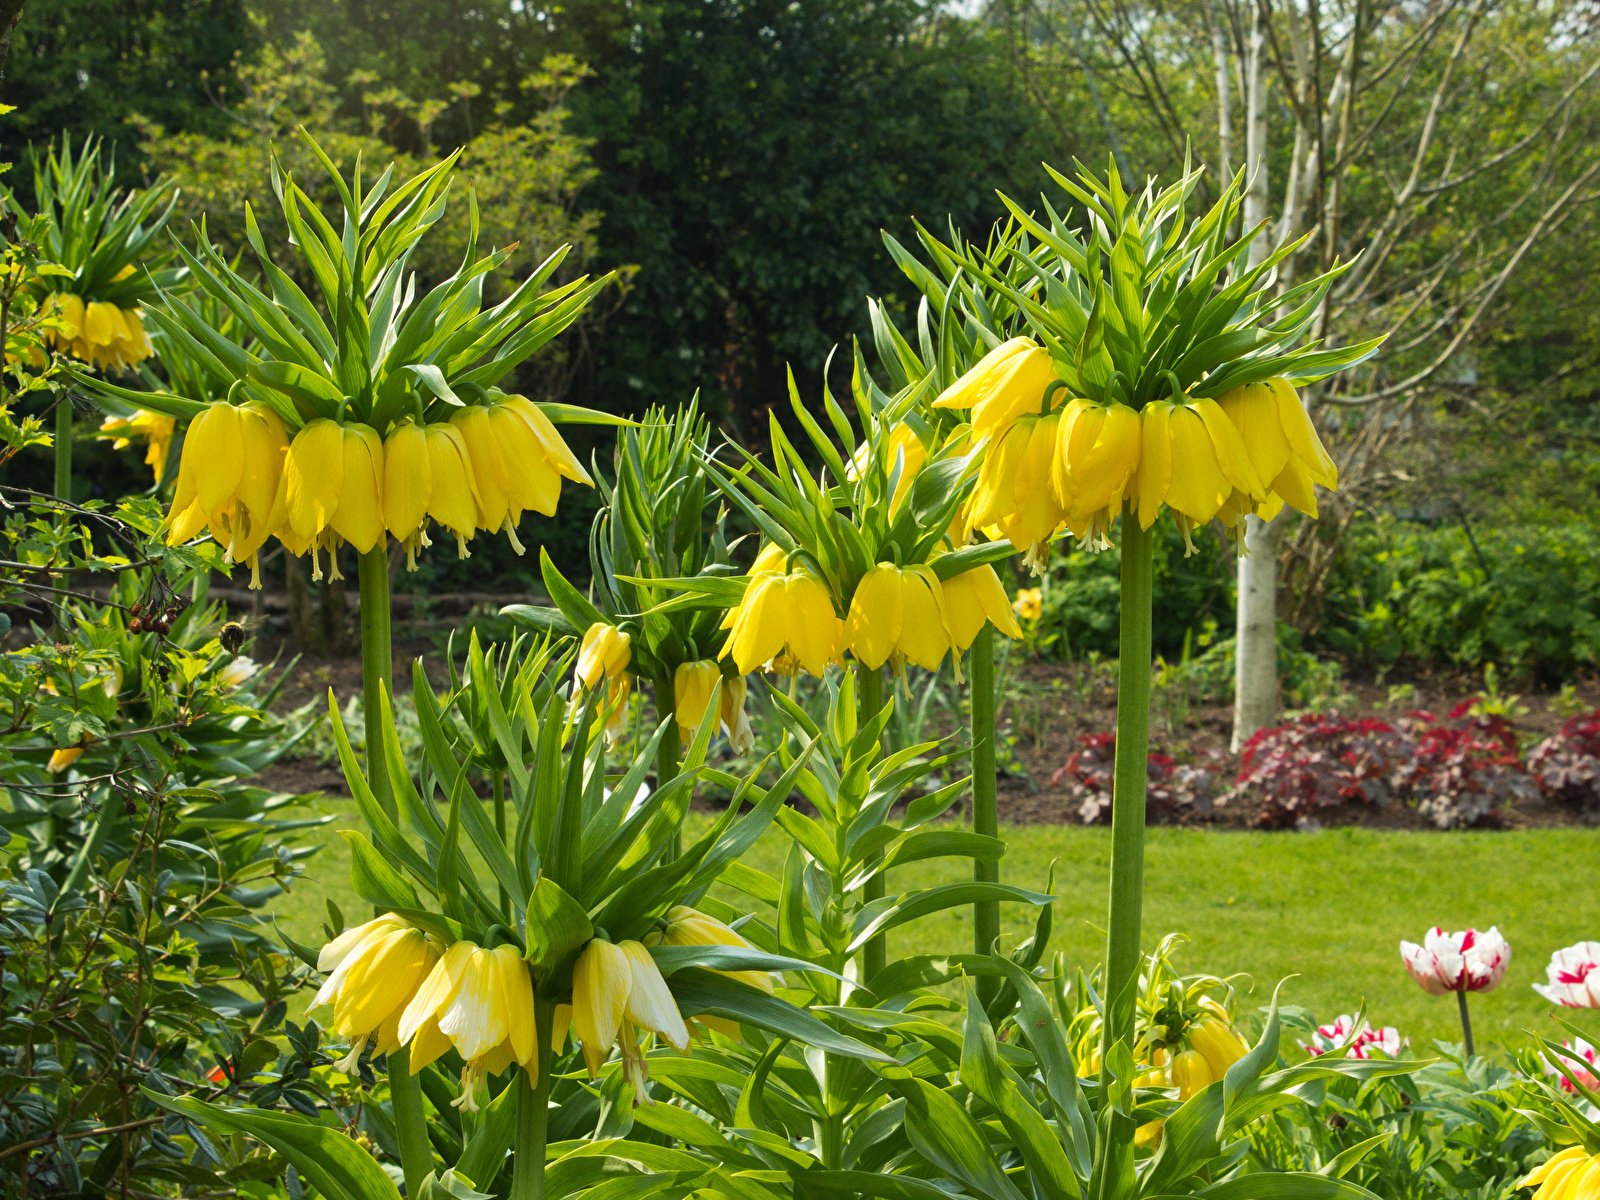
(53, 399, 72, 503)
(1100, 515, 1155, 1156)
(358, 550, 394, 816)
(510, 1000, 555, 1200)
(1456, 989, 1475, 1058)
(357, 548, 428, 1189)
(970, 624, 1001, 1003)
(857, 664, 887, 982)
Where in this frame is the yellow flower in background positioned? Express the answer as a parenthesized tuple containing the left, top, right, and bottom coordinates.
(966, 410, 1067, 572)
(1134, 400, 1265, 548)
(382, 421, 481, 568)
(939, 564, 1023, 653)
(1011, 586, 1042, 623)
(46, 292, 154, 372)
(1518, 1147, 1600, 1199)
(1216, 378, 1339, 522)
(934, 337, 1059, 441)
(648, 905, 775, 995)
(166, 402, 288, 587)
(399, 941, 538, 1109)
(572, 937, 690, 1102)
(277, 420, 386, 581)
(575, 623, 631, 691)
(313, 914, 440, 1074)
(844, 563, 952, 672)
(719, 675, 754, 755)
(1051, 398, 1141, 547)
(849, 422, 927, 513)
(47, 746, 85, 773)
(720, 564, 842, 676)
(98, 409, 176, 483)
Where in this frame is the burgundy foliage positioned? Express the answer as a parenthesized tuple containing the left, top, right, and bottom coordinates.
(1529, 711, 1600, 812)
(1051, 732, 1223, 825)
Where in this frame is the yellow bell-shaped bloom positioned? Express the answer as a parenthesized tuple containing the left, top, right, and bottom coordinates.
(382, 421, 482, 568)
(939, 564, 1023, 653)
(313, 914, 441, 1073)
(399, 940, 539, 1109)
(719, 565, 843, 677)
(1134, 400, 1265, 548)
(488, 397, 593, 518)
(648, 905, 775, 995)
(1186, 999, 1250, 1079)
(1012, 586, 1042, 622)
(934, 337, 1059, 441)
(47, 746, 85, 773)
(166, 401, 289, 588)
(575, 623, 631, 691)
(843, 563, 953, 672)
(1518, 1147, 1600, 1200)
(46, 293, 154, 372)
(673, 660, 723, 743)
(451, 399, 589, 553)
(572, 937, 690, 1102)
(1216, 378, 1339, 522)
(1051, 398, 1142, 547)
(849, 422, 926, 513)
(966, 410, 1067, 572)
(277, 420, 387, 581)
(98, 408, 176, 483)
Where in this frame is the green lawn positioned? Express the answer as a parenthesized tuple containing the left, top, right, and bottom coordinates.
(276, 799, 1592, 1054)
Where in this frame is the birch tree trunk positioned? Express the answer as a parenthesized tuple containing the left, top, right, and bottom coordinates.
(1232, 0, 1281, 750)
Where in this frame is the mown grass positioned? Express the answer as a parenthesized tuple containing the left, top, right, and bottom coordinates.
(274, 798, 1591, 1054)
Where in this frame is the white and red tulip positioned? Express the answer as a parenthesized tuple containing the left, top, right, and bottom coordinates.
(1399, 926, 1510, 995)
(1534, 942, 1600, 1008)
(1303, 1014, 1405, 1060)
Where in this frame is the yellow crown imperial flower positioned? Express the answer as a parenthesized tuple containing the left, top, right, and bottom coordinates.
(934, 337, 1059, 441)
(98, 408, 176, 483)
(844, 563, 954, 672)
(398, 940, 539, 1110)
(966, 410, 1068, 572)
(451, 399, 592, 555)
(673, 660, 723, 743)
(1012, 585, 1042, 622)
(381, 420, 482, 569)
(313, 914, 441, 1074)
(849, 422, 927, 513)
(1518, 1147, 1600, 1199)
(719, 561, 843, 677)
(1215, 378, 1339, 523)
(1184, 998, 1251, 1079)
(1134, 399, 1266, 550)
(939, 564, 1023, 653)
(277, 420, 386, 582)
(46, 293, 155, 372)
(574, 622, 632, 743)
(1050, 398, 1142, 548)
(572, 937, 690, 1104)
(718, 675, 755, 754)
(648, 905, 775, 995)
(166, 401, 289, 588)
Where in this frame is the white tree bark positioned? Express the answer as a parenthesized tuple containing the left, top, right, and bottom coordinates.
(1232, 0, 1281, 750)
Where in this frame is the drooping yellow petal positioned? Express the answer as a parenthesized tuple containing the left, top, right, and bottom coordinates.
(844, 564, 904, 671)
(897, 567, 952, 671)
(783, 573, 843, 676)
(573, 939, 631, 1076)
(422, 424, 481, 549)
(1270, 378, 1338, 486)
(1135, 403, 1174, 530)
(453, 406, 512, 532)
(332, 424, 387, 553)
(399, 940, 475, 1046)
(940, 564, 1022, 651)
(382, 421, 432, 541)
(283, 418, 345, 541)
(188, 403, 246, 515)
(620, 940, 689, 1051)
(674, 661, 722, 742)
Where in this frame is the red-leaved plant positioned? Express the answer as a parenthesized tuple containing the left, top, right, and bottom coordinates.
(1529, 710, 1600, 812)
(1225, 712, 1407, 829)
(1050, 732, 1222, 825)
